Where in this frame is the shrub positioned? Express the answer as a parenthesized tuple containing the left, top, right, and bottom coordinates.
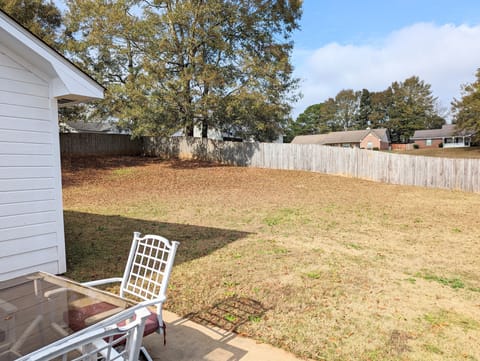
(413, 143, 419, 149)
(373, 147, 379, 151)
(439, 142, 443, 148)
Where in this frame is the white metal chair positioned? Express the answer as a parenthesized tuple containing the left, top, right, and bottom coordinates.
(18, 306, 151, 361)
(82, 232, 180, 361)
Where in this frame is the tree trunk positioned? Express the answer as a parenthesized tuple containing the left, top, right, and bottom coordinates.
(202, 121, 208, 138)
(185, 122, 194, 137)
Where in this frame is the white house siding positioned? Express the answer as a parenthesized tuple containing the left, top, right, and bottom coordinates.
(0, 48, 66, 280)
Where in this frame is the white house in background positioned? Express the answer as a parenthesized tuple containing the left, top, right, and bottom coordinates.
(172, 125, 243, 142)
(61, 121, 128, 134)
(0, 10, 104, 280)
(173, 124, 284, 143)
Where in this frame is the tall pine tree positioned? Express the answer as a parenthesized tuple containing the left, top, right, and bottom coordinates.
(0, 0, 62, 46)
(388, 76, 443, 142)
(452, 68, 480, 142)
(357, 89, 372, 129)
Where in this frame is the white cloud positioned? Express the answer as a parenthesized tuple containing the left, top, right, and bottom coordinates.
(292, 22, 480, 118)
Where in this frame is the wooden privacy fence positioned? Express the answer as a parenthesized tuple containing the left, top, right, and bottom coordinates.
(60, 133, 143, 156)
(145, 137, 480, 193)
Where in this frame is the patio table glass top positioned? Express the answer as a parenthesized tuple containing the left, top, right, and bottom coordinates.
(0, 272, 133, 361)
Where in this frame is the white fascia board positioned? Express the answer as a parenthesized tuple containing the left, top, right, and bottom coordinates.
(50, 61, 104, 100)
(0, 12, 104, 102)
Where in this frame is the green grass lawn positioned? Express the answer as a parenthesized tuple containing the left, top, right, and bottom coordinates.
(62, 156, 480, 361)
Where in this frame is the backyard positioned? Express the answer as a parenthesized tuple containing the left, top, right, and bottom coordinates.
(62, 156, 480, 361)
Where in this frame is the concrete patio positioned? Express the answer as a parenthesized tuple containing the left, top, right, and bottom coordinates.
(143, 310, 305, 361)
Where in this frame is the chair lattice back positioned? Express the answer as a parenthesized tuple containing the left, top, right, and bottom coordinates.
(120, 233, 179, 315)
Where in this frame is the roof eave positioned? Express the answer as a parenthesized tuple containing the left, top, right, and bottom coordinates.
(0, 10, 104, 102)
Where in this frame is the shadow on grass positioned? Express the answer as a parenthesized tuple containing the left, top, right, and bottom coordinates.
(184, 296, 269, 334)
(63, 155, 225, 171)
(163, 158, 229, 169)
(61, 156, 156, 189)
(62, 155, 228, 189)
(63, 210, 251, 282)
(62, 155, 156, 172)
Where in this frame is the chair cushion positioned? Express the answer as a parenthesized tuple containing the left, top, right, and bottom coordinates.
(67, 301, 160, 336)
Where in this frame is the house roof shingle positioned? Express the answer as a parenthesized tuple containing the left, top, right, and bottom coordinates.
(0, 9, 103, 103)
(64, 121, 116, 133)
(290, 134, 328, 144)
(411, 124, 474, 140)
(291, 128, 389, 145)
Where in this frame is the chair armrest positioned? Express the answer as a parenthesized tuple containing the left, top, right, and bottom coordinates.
(45, 277, 122, 299)
(44, 287, 67, 298)
(82, 277, 123, 287)
(137, 296, 167, 308)
(22, 307, 151, 361)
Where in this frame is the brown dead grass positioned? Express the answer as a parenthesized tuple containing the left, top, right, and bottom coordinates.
(393, 146, 480, 159)
(62, 156, 480, 361)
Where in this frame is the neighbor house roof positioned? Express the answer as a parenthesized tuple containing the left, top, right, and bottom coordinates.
(290, 133, 328, 144)
(0, 10, 103, 104)
(63, 121, 117, 134)
(411, 124, 475, 140)
(291, 128, 390, 145)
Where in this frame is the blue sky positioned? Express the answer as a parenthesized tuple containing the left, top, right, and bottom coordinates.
(292, 0, 480, 118)
(294, 0, 480, 48)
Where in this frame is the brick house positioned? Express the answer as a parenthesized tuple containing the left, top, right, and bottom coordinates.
(411, 124, 474, 149)
(291, 128, 390, 150)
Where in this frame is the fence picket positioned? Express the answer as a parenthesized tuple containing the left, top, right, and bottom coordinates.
(141, 136, 480, 193)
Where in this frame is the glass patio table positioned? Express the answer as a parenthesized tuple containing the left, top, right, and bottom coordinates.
(0, 271, 135, 361)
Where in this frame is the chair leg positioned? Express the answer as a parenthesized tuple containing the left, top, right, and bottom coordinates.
(140, 346, 154, 361)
